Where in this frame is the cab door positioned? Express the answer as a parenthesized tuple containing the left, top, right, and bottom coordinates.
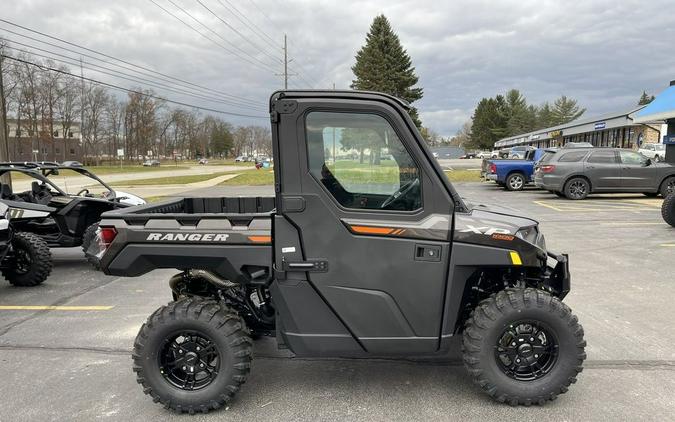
(274, 96, 454, 354)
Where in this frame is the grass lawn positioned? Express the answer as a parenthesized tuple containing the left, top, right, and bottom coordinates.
(219, 170, 275, 185)
(444, 169, 482, 182)
(109, 171, 235, 186)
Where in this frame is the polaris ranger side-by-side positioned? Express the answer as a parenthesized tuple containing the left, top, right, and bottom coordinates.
(95, 91, 586, 413)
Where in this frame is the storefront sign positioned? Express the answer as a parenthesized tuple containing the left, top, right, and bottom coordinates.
(594, 122, 606, 130)
(665, 136, 675, 145)
(548, 130, 562, 137)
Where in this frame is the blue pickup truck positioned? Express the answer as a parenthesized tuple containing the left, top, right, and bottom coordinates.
(486, 148, 547, 191)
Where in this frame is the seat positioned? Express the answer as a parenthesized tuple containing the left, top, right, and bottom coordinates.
(0, 183, 19, 201)
(31, 181, 52, 205)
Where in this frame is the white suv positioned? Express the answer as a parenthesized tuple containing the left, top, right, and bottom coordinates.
(639, 143, 665, 162)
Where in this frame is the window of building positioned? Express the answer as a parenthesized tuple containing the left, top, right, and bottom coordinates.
(55, 148, 60, 154)
(70, 148, 76, 155)
(68, 131, 74, 138)
(15, 129, 21, 137)
(306, 111, 421, 212)
(558, 151, 589, 162)
(53, 130, 59, 137)
(587, 150, 617, 163)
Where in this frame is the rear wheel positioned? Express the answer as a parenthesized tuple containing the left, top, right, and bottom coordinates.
(659, 176, 675, 198)
(2, 232, 52, 286)
(462, 288, 586, 405)
(81, 222, 101, 270)
(506, 173, 525, 191)
(133, 298, 252, 414)
(662, 193, 675, 227)
(564, 177, 590, 200)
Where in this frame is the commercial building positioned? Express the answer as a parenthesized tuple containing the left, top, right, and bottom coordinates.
(495, 106, 665, 150)
(5, 118, 82, 162)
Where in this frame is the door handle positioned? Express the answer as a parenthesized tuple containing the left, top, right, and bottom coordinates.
(414, 244, 441, 262)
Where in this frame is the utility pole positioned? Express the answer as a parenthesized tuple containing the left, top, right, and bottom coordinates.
(0, 53, 11, 187)
(79, 57, 86, 165)
(283, 34, 288, 89)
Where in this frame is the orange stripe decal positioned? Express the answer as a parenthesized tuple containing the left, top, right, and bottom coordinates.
(248, 235, 272, 243)
(350, 225, 394, 235)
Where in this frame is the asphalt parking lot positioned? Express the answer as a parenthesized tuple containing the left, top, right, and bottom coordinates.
(1, 182, 674, 421)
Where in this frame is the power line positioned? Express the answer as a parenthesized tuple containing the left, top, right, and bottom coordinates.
(0, 18, 262, 106)
(1, 55, 267, 119)
(2, 42, 267, 112)
(153, 0, 278, 71)
(216, 0, 280, 49)
(195, 0, 281, 65)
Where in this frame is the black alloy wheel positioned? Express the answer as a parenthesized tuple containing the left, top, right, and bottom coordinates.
(660, 176, 675, 198)
(159, 331, 221, 391)
(565, 178, 589, 200)
(494, 321, 559, 381)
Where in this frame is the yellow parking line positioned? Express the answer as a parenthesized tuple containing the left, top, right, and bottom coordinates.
(533, 201, 565, 211)
(0, 305, 114, 311)
(661, 244, 675, 247)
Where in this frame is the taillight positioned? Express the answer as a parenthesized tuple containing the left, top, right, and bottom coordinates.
(540, 165, 556, 173)
(490, 163, 496, 174)
(99, 227, 117, 246)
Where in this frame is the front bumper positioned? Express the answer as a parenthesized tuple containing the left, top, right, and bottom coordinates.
(545, 251, 570, 299)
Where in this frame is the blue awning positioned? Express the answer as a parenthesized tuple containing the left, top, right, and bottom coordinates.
(633, 85, 675, 123)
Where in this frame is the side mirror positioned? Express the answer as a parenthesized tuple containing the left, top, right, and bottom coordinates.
(643, 158, 652, 167)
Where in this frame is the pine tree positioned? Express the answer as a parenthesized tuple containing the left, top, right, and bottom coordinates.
(351, 15, 423, 128)
(551, 96, 585, 125)
(537, 102, 554, 128)
(638, 91, 655, 105)
(470, 97, 507, 149)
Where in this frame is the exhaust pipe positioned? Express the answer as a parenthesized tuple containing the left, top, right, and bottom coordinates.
(169, 269, 238, 295)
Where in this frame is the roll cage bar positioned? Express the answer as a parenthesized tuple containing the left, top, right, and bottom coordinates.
(0, 162, 117, 200)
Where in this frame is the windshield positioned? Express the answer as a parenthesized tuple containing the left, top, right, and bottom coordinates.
(46, 169, 113, 198)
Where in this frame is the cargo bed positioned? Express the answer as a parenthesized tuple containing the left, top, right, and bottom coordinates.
(97, 197, 275, 281)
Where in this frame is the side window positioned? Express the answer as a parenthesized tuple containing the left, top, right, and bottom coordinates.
(619, 150, 646, 165)
(306, 111, 421, 211)
(587, 151, 617, 164)
(558, 151, 588, 162)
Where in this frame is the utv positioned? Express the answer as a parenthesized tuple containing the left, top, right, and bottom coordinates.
(663, 192, 675, 227)
(95, 91, 586, 413)
(0, 201, 52, 286)
(0, 161, 145, 267)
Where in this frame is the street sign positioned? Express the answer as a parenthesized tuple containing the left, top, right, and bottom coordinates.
(117, 149, 124, 157)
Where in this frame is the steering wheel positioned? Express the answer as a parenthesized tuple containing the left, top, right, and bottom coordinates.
(380, 178, 420, 209)
(76, 188, 90, 197)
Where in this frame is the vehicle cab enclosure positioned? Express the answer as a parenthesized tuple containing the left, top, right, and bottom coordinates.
(268, 91, 566, 356)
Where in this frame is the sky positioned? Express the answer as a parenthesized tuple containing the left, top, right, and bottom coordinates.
(2, 0, 675, 137)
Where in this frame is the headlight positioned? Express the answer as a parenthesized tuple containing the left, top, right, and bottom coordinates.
(515, 225, 539, 244)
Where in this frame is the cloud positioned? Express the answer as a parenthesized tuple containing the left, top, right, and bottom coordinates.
(2, 0, 674, 135)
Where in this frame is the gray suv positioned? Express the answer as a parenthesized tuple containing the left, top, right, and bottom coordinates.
(534, 148, 675, 199)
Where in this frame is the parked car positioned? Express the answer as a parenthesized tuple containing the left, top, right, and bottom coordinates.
(639, 143, 666, 162)
(476, 151, 491, 159)
(142, 159, 160, 167)
(198, 158, 208, 165)
(508, 146, 533, 159)
(234, 155, 248, 162)
(563, 142, 593, 149)
(534, 148, 675, 199)
(486, 148, 547, 190)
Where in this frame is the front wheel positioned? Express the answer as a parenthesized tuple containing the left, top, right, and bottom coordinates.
(133, 298, 252, 414)
(2, 232, 52, 286)
(462, 288, 586, 405)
